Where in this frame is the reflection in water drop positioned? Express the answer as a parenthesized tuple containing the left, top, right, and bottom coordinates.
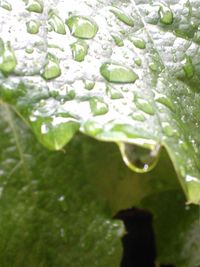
(119, 142, 160, 173)
(66, 15, 98, 39)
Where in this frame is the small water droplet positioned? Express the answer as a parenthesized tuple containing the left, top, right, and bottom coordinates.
(70, 40, 88, 62)
(25, 46, 34, 54)
(110, 7, 134, 26)
(41, 53, 61, 80)
(0, 38, 17, 74)
(119, 142, 160, 173)
(84, 80, 95, 90)
(134, 58, 142, 66)
(149, 62, 158, 72)
(0, 0, 12, 11)
(83, 120, 103, 136)
(134, 96, 155, 115)
(154, 91, 175, 112)
(182, 56, 194, 79)
(66, 15, 98, 39)
(89, 98, 108, 116)
(100, 63, 138, 83)
(26, 20, 40, 34)
(26, 0, 43, 13)
(48, 10, 66, 35)
(132, 112, 146, 121)
(106, 85, 123, 99)
(158, 5, 173, 25)
(112, 35, 124, 47)
(130, 37, 146, 49)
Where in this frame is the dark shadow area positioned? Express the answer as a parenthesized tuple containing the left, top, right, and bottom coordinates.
(160, 265, 175, 267)
(114, 207, 176, 267)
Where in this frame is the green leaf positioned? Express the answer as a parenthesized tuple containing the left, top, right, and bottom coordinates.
(0, 104, 123, 267)
(0, 0, 200, 204)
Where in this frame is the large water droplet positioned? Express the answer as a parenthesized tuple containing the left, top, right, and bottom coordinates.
(158, 5, 173, 25)
(0, 0, 12, 11)
(66, 15, 98, 39)
(26, 20, 40, 34)
(110, 7, 134, 26)
(182, 56, 194, 79)
(26, 0, 43, 13)
(134, 96, 155, 115)
(100, 63, 138, 83)
(48, 10, 66, 35)
(119, 142, 160, 173)
(112, 35, 124, 47)
(0, 39, 17, 74)
(41, 53, 61, 80)
(90, 98, 109, 116)
(130, 37, 146, 49)
(70, 40, 88, 62)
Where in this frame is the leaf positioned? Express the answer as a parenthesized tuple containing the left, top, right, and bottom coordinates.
(0, 104, 123, 267)
(0, 1, 200, 203)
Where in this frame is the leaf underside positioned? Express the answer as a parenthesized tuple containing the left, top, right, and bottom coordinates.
(0, 1, 200, 202)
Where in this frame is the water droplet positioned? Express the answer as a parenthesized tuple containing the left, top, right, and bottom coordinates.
(119, 142, 160, 173)
(130, 37, 146, 49)
(41, 53, 61, 80)
(66, 15, 98, 39)
(48, 10, 66, 35)
(100, 63, 138, 83)
(134, 58, 142, 66)
(30, 115, 80, 150)
(110, 7, 134, 26)
(182, 56, 194, 79)
(134, 96, 155, 115)
(89, 98, 108, 116)
(149, 62, 158, 72)
(106, 85, 123, 99)
(26, 0, 43, 13)
(70, 40, 88, 62)
(154, 91, 175, 112)
(26, 20, 40, 34)
(84, 80, 95, 90)
(112, 35, 124, 47)
(0, 39, 17, 74)
(25, 46, 34, 54)
(158, 5, 173, 25)
(0, 0, 12, 11)
(132, 113, 146, 121)
(83, 120, 103, 136)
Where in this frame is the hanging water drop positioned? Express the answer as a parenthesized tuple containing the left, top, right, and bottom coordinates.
(48, 10, 66, 35)
(89, 97, 109, 116)
(41, 53, 61, 80)
(26, 0, 43, 13)
(100, 63, 138, 83)
(26, 20, 40, 34)
(158, 5, 173, 25)
(70, 40, 88, 62)
(66, 15, 98, 39)
(110, 7, 134, 26)
(0, 39, 17, 74)
(119, 142, 160, 173)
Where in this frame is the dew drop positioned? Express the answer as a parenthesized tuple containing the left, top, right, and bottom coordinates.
(112, 35, 124, 47)
(134, 58, 142, 66)
(66, 15, 98, 39)
(84, 80, 95, 90)
(149, 62, 158, 72)
(130, 37, 146, 49)
(0, 0, 12, 11)
(26, 0, 43, 14)
(0, 38, 17, 74)
(110, 7, 134, 26)
(158, 5, 173, 25)
(48, 10, 66, 35)
(26, 20, 40, 34)
(134, 96, 155, 115)
(70, 40, 88, 62)
(119, 142, 160, 173)
(100, 63, 138, 83)
(89, 98, 109, 116)
(182, 56, 194, 79)
(106, 85, 123, 99)
(25, 46, 34, 54)
(41, 53, 61, 80)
